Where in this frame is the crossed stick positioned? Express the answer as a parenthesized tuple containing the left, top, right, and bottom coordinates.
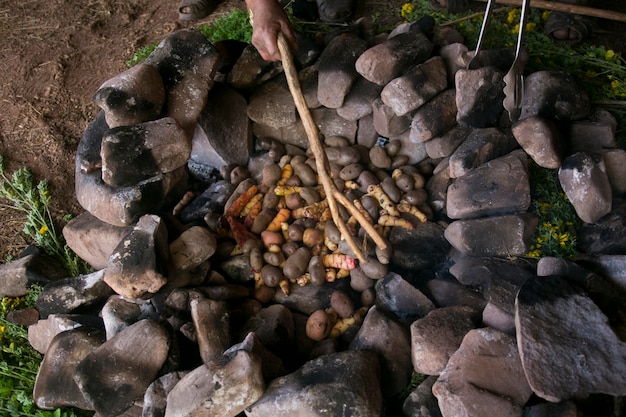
(276, 33, 387, 264)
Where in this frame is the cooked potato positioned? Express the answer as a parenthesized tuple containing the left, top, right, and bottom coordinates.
(287, 223, 305, 242)
(263, 250, 285, 267)
(302, 228, 324, 248)
(330, 290, 355, 319)
(306, 309, 332, 341)
(384, 140, 401, 157)
(360, 256, 388, 279)
(339, 163, 364, 181)
(369, 146, 392, 169)
(308, 256, 326, 287)
(283, 247, 312, 279)
(285, 192, 305, 210)
(261, 264, 284, 287)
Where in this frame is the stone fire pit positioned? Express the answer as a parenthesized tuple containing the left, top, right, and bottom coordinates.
(7, 17, 626, 417)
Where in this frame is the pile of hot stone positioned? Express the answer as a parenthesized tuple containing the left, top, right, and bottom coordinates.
(2, 15, 626, 417)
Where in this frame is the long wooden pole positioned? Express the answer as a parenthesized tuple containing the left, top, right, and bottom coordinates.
(474, 0, 626, 22)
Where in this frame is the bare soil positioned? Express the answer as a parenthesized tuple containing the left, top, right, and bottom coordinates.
(0, 0, 624, 261)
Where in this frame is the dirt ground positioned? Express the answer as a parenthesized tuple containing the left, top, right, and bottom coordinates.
(0, 0, 624, 262)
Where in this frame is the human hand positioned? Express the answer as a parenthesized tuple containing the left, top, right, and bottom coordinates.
(246, 0, 297, 61)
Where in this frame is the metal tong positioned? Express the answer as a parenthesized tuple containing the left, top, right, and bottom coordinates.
(467, 0, 530, 121)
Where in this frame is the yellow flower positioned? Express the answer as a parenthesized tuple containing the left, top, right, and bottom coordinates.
(39, 225, 48, 235)
(585, 70, 597, 78)
(612, 79, 621, 89)
(507, 9, 519, 24)
(605, 49, 615, 60)
(525, 22, 536, 32)
(541, 10, 551, 21)
(559, 234, 569, 247)
(511, 23, 520, 34)
(401, 3, 415, 18)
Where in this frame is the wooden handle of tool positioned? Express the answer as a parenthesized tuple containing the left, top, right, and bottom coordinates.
(475, 0, 626, 22)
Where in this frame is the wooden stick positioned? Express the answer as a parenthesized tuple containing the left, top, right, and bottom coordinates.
(276, 33, 388, 263)
(474, 0, 626, 22)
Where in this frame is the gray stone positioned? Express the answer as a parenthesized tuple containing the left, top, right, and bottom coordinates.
(410, 89, 458, 143)
(356, 113, 379, 148)
(239, 304, 294, 353)
(425, 125, 470, 159)
(227, 44, 283, 90)
(169, 226, 217, 271)
(515, 276, 626, 402)
(75, 113, 188, 226)
(247, 75, 296, 129)
(410, 306, 481, 376)
(350, 306, 412, 397)
(381, 56, 448, 116)
(389, 129, 429, 165)
(224, 332, 288, 382)
(444, 213, 538, 257)
(164, 350, 265, 417)
(372, 98, 411, 137)
(177, 180, 235, 225)
(519, 71, 590, 121)
(433, 328, 533, 417)
(252, 118, 308, 149)
(101, 296, 157, 340)
(63, 211, 133, 270)
(402, 375, 443, 417)
(439, 43, 468, 85)
(101, 117, 190, 187)
(448, 127, 519, 179)
(375, 272, 435, 319)
(317, 33, 368, 109)
(35, 269, 114, 318)
(423, 276, 486, 312)
(192, 82, 252, 169)
(426, 159, 453, 216)
(75, 319, 170, 417)
(142, 371, 189, 417)
(589, 254, 626, 291)
(511, 115, 564, 169)
(33, 327, 103, 410)
(455, 67, 505, 128)
(522, 400, 579, 417)
(601, 148, 626, 196)
(104, 214, 169, 300)
(449, 257, 534, 334)
(446, 150, 530, 219)
(246, 350, 382, 417)
(0, 253, 54, 298)
(144, 29, 221, 135)
(577, 199, 626, 254)
(356, 30, 433, 86)
(219, 254, 255, 284)
(387, 222, 450, 274)
(536, 256, 626, 339)
(337, 77, 383, 121)
(93, 63, 165, 129)
(28, 313, 103, 355)
(299, 64, 321, 110)
(191, 297, 231, 363)
(558, 152, 612, 223)
(312, 107, 358, 140)
(569, 120, 616, 153)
